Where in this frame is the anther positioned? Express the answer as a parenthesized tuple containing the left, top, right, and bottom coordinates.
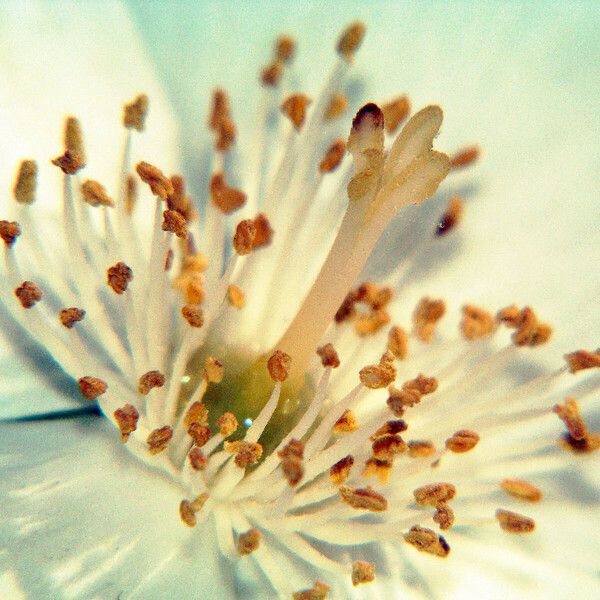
(81, 180, 114, 207)
(237, 529, 262, 556)
(387, 325, 408, 360)
(179, 500, 197, 527)
(359, 362, 396, 389)
(433, 503, 455, 530)
(138, 370, 166, 395)
(436, 196, 464, 236)
(450, 145, 479, 169)
(381, 95, 410, 134)
(261, 61, 284, 87)
(445, 429, 480, 453)
(324, 93, 348, 121)
(413, 483, 456, 506)
(337, 21, 366, 62)
(293, 581, 329, 600)
(205, 356, 224, 383)
(267, 350, 291, 382)
(113, 404, 139, 442)
(275, 35, 296, 63)
(208, 89, 236, 152)
(210, 173, 247, 214)
(181, 304, 204, 328)
(413, 297, 446, 342)
(162, 209, 187, 238)
(339, 486, 387, 512)
(59, 307, 85, 328)
(136, 161, 174, 200)
(564, 349, 600, 374)
(319, 139, 346, 173)
(363, 458, 392, 484)
(495, 509, 535, 534)
(404, 526, 450, 557)
(184, 401, 209, 428)
(78, 376, 107, 400)
(123, 94, 149, 131)
(553, 397, 586, 441)
(233, 220, 256, 255)
(107, 262, 133, 294)
(371, 420, 408, 439)
(329, 455, 354, 486)
(227, 285, 246, 309)
(408, 440, 436, 458)
(224, 440, 263, 468)
(333, 410, 358, 433)
(461, 304, 495, 339)
(52, 117, 85, 174)
(281, 94, 311, 130)
(217, 412, 238, 437)
(317, 343, 340, 368)
(0, 221, 21, 247)
(372, 434, 406, 460)
(188, 423, 211, 447)
(278, 439, 304, 487)
(126, 175, 138, 214)
(501, 479, 543, 503)
(147, 426, 173, 455)
(251, 213, 273, 248)
(13, 160, 37, 204)
(188, 447, 208, 471)
(351, 560, 375, 586)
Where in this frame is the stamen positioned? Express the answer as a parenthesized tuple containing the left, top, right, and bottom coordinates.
(293, 581, 329, 600)
(267, 350, 291, 382)
(564, 349, 600, 373)
(333, 410, 358, 433)
(138, 370, 166, 395)
(408, 440, 436, 458)
(413, 483, 456, 506)
(461, 304, 495, 339)
(337, 21, 366, 62)
(553, 397, 586, 441)
(381, 95, 410, 134)
(78, 376, 107, 400)
(433, 503, 455, 530)
(107, 262, 133, 294)
(184, 401, 209, 427)
(210, 173, 246, 214)
(147, 426, 173, 455)
(500, 479, 543, 503)
(329, 455, 354, 486)
(351, 560, 375, 586)
(59, 307, 85, 328)
(13, 160, 37, 204)
(339, 486, 387, 512)
(52, 117, 85, 174)
(436, 196, 464, 236)
(162, 209, 188, 238)
(317, 343, 340, 368)
(0, 221, 22, 247)
(363, 458, 392, 484)
(188, 424, 211, 447)
(445, 429, 480, 453)
(81, 180, 114, 207)
(113, 404, 139, 442)
(233, 220, 256, 255)
(324, 93, 348, 120)
(278, 439, 304, 487)
(450, 145, 479, 169)
(495, 509, 535, 534)
(208, 89, 236, 152)
(136, 161, 174, 200)
(319, 139, 346, 173)
(218, 412, 238, 436)
(188, 447, 208, 471)
(237, 529, 261, 556)
(359, 361, 396, 389)
(371, 434, 406, 460)
(205, 357, 225, 383)
(281, 94, 312, 130)
(404, 526, 450, 557)
(182, 304, 204, 328)
(413, 297, 446, 342)
(387, 325, 408, 360)
(123, 94, 149, 131)
(227, 285, 245, 309)
(498, 305, 552, 347)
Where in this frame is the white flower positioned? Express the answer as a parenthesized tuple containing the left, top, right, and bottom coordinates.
(1, 3, 599, 600)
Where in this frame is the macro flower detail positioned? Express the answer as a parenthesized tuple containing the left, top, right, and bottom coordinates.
(1, 13, 599, 600)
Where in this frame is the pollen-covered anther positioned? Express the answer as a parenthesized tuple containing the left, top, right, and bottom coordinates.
(560, 432, 600, 454)
(81, 180, 114, 207)
(351, 560, 375, 586)
(404, 526, 450, 557)
(123, 94, 149, 131)
(495, 509, 535, 534)
(275, 35, 296, 62)
(325, 93, 348, 121)
(281, 94, 312, 130)
(113, 403, 139, 443)
(267, 349, 291, 382)
(205, 356, 224, 383)
(13, 160, 37, 204)
(317, 343, 340, 368)
(445, 429, 480, 453)
(125, 175, 137, 214)
(461, 304, 495, 339)
(387, 325, 408, 360)
(107, 262, 133, 294)
(179, 499, 197, 528)
(450, 145, 480, 169)
(210, 173, 247, 214)
(59, 307, 85, 328)
(339, 486, 387, 512)
(237, 529, 262, 556)
(553, 397, 586, 441)
(188, 423, 211, 447)
(78, 376, 107, 400)
(233, 219, 256, 255)
(138, 370, 166, 395)
(408, 440, 436, 458)
(162, 209, 187, 238)
(387, 387, 419, 417)
(359, 361, 396, 389)
(354, 308, 390, 336)
(329, 455, 354, 486)
(0, 221, 21, 247)
(251, 213, 274, 249)
(363, 458, 392, 484)
(181, 304, 204, 328)
(188, 447, 208, 471)
(147, 426, 173, 455)
(499, 306, 552, 347)
(413, 297, 446, 342)
(224, 285, 245, 310)
(433, 503, 455, 530)
(278, 439, 304, 486)
(414, 483, 456, 506)
(52, 117, 86, 174)
(564, 349, 600, 373)
(501, 479, 543, 503)
(184, 401, 209, 428)
(136, 161, 174, 200)
(293, 581, 330, 600)
(217, 412, 238, 437)
(261, 60, 284, 87)
(337, 21, 366, 61)
(166, 175, 196, 222)
(496, 304, 521, 327)
(404, 373, 439, 395)
(209, 89, 236, 152)
(381, 95, 410, 134)
(333, 410, 358, 433)
(319, 139, 346, 172)
(436, 196, 464, 236)
(372, 434, 406, 460)
(225, 441, 263, 468)
(371, 420, 408, 440)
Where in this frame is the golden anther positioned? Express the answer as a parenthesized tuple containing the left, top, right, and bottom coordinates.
(179, 499, 197, 527)
(123, 94, 149, 131)
(181, 304, 204, 328)
(136, 161, 174, 200)
(162, 209, 187, 238)
(413, 297, 446, 342)
(188, 447, 209, 471)
(78, 376, 107, 400)
(227, 284, 246, 309)
(329, 455, 354, 486)
(339, 486, 387, 512)
(205, 356, 224, 383)
(188, 423, 211, 447)
(184, 401, 209, 428)
(275, 35, 296, 63)
(337, 21, 366, 61)
(81, 180, 114, 207)
(319, 139, 346, 172)
(408, 440, 436, 458)
(359, 362, 396, 389)
(501, 479, 543, 503)
(564, 349, 600, 374)
(147, 426, 173, 455)
(267, 349, 292, 382)
(13, 160, 37, 204)
(404, 526, 450, 557)
(293, 581, 330, 600)
(372, 434, 406, 460)
(450, 145, 480, 169)
(113, 404, 139, 443)
(433, 503, 455, 530)
(138, 370, 166, 395)
(210, 172, 247, 214)
(553, 397, 586, 441)
(233, 219, 256, 255)
(107, 262, 133, 294)
(324, 93, 348, 121)
(251, 213, 274, 248)
(59, 307, 85, 328)
(281, 94, 311, 130)
(316, 343, 340, 368)
(351, 560, 375, 586)
(445, 429, 480, 453)
(414, 483, 456, 506)
(495, 509, 535, 534)
(461, 304, 495, 339)
(387, 325, 408, 360)
(362, 458, 392, 484)
(217, 412, 238, 437)
(381, 95, 410, 134)
(237, 529, 262, 556)
(333, 409, 358, 433)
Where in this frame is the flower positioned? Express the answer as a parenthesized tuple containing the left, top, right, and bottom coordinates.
(1, 4, 599, 600)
